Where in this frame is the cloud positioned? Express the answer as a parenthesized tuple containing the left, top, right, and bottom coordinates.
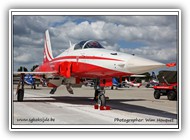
(99, 16, 177, 28)
(13, 15, 178, 71)
(120, 46, 177, 61)
(14, 53, 33, 63)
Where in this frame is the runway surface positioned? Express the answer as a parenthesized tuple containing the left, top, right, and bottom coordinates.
(12, 85, 178, 126)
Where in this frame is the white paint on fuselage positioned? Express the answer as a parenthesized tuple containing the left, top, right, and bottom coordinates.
(55, 46, 165, 75)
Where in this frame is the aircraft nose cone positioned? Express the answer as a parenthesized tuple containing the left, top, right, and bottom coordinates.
(127, 56, 165, 74)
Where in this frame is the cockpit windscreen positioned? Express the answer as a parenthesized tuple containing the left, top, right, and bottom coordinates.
(84, 41, 104, 49)
(74, 40, 104, 50)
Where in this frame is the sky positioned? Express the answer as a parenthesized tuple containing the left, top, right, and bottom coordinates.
(13, 15, 178, 73)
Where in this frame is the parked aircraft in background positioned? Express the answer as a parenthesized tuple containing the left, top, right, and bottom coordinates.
(14, 30, 176, 108)
(24, 74, 36, 89)
(111, 77, 129, 89)
(124, 78, 142, 88)
(111, 78, 120, 89)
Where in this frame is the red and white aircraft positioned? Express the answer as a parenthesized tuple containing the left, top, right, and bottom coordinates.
(124, 78, 142, 88)
(15, 30, 176, 107)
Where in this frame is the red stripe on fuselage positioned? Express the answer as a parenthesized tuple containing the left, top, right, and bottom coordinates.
(39, 55, 131, 78)
(51, 60, 132, 78)
(37, 60, 132, 78)
(52, 56, 123, 62)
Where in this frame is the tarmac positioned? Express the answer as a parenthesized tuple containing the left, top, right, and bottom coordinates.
(11, 85, 178, 128)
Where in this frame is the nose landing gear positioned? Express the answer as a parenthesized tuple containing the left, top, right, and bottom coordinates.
(16, 74, 25, 102)
(93, 79, 110, 110)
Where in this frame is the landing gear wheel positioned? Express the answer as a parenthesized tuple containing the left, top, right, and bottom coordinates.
(17, 89, 24, 102)
(154, 90, 160, 99)
(98, 94, 106, 106)
(33, 84, 36, 89)
(146, 84, 150, 88)
(94, 90, 99, 102)
(167, 91, 176, 100)
(50, 88, 57, 94)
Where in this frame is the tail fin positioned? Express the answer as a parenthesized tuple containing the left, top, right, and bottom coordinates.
(43, 30, 54, 63)
(69, 40, 72, 47)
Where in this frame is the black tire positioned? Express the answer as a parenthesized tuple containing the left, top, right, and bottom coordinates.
(50, 88, 57, 94)
(33, 84, 36, 89)
(17, 89, 24, 102)
(99, 94, 106, 106)
(94, 90, 99, 101)
(146, 84, 150, 88)
(154, 90, 160, 99)
(167, 90, 177, 101)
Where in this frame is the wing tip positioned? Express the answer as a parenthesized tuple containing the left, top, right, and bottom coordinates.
(166, 62, 176, 67)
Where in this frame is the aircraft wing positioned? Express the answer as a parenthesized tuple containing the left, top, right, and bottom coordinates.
(13, 71, 58, 75)
(130, 75, 146, 77)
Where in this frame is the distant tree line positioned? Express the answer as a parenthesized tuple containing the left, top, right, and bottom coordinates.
(17, 65, 39, 72)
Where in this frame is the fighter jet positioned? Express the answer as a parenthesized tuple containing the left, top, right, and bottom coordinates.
(14, 30, 176, 108)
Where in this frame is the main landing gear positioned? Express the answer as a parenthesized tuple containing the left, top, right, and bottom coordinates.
(16, 74, 25, 102)
(49, 87, 57, 94)
(93, 79, 110, 110)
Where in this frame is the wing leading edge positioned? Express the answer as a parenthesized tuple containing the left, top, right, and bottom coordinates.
(13, 71, 58, 75)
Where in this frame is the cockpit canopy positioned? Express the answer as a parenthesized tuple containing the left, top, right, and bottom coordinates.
(74, 40, 104, 50)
